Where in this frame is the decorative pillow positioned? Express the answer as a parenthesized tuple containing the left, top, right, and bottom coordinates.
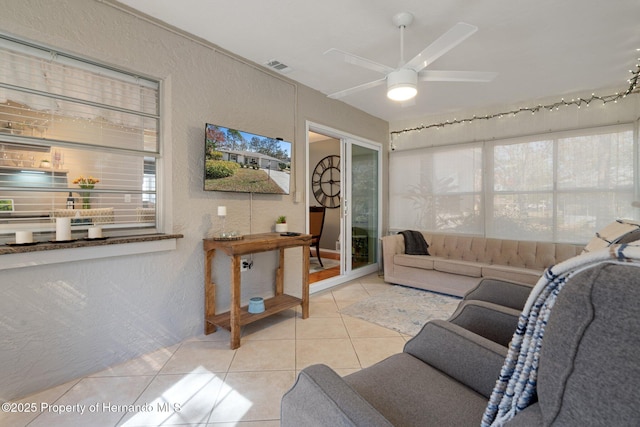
(582, 219, 640, 254)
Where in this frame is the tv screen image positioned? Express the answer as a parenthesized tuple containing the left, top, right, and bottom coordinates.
(204, 124, 291, 194)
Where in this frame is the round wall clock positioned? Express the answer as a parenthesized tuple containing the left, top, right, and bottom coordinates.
(312, 155, 341, 208)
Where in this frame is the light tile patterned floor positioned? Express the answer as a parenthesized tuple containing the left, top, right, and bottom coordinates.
(1, 273, 410, 427)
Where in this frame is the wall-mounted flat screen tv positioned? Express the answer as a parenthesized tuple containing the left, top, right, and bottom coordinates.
(204, 123, 291, 194)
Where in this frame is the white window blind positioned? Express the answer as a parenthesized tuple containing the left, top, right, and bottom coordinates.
(488, 138, 555, 240)
(0, 35, 160, 240)
(389, 124, 638, 244)
(389, 143, 483, 234)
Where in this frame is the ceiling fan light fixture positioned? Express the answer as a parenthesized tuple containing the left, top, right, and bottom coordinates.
(387, 69, 418, 101)
(387, 84, 417, 101)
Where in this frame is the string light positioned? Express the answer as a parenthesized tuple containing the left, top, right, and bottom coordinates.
(391, 61, 640, 137)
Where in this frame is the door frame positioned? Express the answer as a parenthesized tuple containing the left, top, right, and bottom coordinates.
(306, 121, 382, 293)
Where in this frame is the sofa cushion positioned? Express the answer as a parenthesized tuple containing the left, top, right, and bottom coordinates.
(554, 243, 584, 263)
(428, 234, 477, 260)
(434, 259, 483, 277)
(481, 265, 543, 285)
(394, 254, 434, 270)
(345, 353, 488, 427)
(484, 239, 536, 268)
(388, 267, 482, 297)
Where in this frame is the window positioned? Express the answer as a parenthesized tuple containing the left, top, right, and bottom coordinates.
(389, 143, 483, 234)
(0, 35, 160, 239)
(142, 159, 156, 206)
(489, 138, 554, 240)
(389, 124, 638, 244)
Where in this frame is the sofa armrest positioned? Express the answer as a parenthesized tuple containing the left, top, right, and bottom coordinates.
(448, 300, 520, 347)
(404, 320, 507, 398)
(463, 277, 533, 310)
(281, 364, 393, 427)
(381, 234, 404, 279)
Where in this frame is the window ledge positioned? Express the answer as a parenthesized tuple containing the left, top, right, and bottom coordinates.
(0, 233, 184, 270)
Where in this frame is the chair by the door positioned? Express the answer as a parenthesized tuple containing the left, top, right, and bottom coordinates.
(309, 206, 326, 267)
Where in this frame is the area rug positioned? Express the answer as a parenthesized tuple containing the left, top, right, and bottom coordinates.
(340, 285, 461, 336)
(310, 258, 340, 272)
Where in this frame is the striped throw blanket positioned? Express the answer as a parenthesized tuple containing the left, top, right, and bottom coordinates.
(481, 243, 640, 427)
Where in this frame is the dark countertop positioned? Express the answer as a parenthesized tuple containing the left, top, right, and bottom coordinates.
(0, 233, 184, 255)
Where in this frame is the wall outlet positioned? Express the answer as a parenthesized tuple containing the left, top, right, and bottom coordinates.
(124, 194, 131, 203)
(241, 258, 252, 272)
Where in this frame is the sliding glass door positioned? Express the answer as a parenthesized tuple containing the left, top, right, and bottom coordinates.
(307, 122, 381, 289)
(345, 139, 380, 273)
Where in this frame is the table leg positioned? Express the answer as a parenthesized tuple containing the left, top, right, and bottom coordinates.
(301, 244, 310, 319)
(276, 248, 285, 296)
(230, 255, 242, 349)
(204, 249, 217, 334)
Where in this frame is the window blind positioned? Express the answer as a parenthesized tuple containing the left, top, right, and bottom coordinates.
(389, 143, 483, 234)
(389, 124, 637, 244)
(488, 125, 635, 242)
(0, 34, 160, 240)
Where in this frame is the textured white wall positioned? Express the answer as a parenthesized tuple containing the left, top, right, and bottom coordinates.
(0, 0, 388, 400)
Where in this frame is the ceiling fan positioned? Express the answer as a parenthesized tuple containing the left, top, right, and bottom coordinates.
(325, 12, 497, 102)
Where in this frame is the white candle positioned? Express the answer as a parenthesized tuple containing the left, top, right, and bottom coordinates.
(15, 231, 33, 244)
(218, 206, 227, 216)
(88, 226, 103, 239)
(56, 217, 71, 241)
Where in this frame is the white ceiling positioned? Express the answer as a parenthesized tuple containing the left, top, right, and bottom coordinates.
(116, 0, 640, 122)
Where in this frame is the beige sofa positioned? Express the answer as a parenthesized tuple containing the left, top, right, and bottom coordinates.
(382, 232, 583, 297)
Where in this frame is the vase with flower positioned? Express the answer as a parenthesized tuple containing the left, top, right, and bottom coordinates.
(73, 176, 100, 209)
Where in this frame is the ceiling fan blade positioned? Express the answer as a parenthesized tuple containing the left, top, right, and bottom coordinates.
(419, 70, 497, 82)
(324, 48, 394, 75)
(327, 77, 386, 99)
(405, 22, 478, 72)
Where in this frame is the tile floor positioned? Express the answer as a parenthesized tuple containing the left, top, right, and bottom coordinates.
(2, 273, 410, 427)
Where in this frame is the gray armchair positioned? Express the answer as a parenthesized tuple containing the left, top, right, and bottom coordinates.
(462, 277, 533, 311)
(445, 277, 533, 347)
(282, 260, 640, 426)
(282, 319, 505, 426)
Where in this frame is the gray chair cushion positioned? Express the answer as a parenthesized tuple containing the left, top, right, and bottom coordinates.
(504, 403, 542, 426)
(463, 277, 533, 310)
(404, 320, 508, 398)
(345, 353, 488, 427)
(448, 300, 520, 347)
(281, 364, 393, 427)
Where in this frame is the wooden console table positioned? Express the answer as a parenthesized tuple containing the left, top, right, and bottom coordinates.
(203, 232, 311, 349)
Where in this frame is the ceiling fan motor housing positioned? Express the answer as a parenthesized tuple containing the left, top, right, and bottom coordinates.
(392, 11, 414, 28)
(387, 68, 418, 101)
